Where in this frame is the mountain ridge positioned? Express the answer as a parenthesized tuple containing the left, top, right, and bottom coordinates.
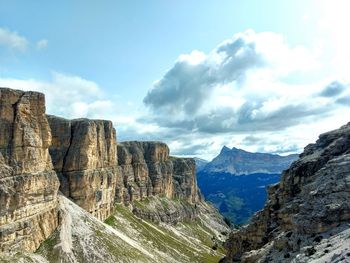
(202, 146, 299, 175)
(197, 147, 298, 225)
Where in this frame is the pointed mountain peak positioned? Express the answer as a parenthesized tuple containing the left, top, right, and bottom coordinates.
(220, 145, 231, 153)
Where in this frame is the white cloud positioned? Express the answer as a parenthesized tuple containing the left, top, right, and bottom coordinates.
(0, 72, 107, 119)
(0, 27, 28, 52)
(143, 30, 323, 133)
(36, 39, 48, 50)
(141, 29, 350, 159)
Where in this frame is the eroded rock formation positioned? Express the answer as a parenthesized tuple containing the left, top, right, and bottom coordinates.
(47, 116, 118, 221)
(223, 122, 350, 262)
(0, 88, 59, 253)
(117, 141, 201, 205)
(46, 119, 203, 223)
(0, 87, 223, 258)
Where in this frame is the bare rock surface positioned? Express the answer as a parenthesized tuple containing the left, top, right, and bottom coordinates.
(117, 142, 201, 206)
(0, 88, 59, 253)
(47, 115, 118, 220)
(0, 87, 227, 260)
(223, 122, 350, 263)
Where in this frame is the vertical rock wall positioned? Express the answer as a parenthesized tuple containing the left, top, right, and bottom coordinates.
(117, 141, 201, 204)
(47, 116, 118, 221)
(0, 87, 215, 255)
(47, 119, 202, 222)
(0, 88, 59, 253)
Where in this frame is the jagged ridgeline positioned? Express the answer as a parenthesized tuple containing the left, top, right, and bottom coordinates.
(0, 88, 229, 263)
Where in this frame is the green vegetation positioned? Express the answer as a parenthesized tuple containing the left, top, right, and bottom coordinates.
(4, 197, 226, 263)
(35, 231, 61, 262)
(109, 200, 225, 263)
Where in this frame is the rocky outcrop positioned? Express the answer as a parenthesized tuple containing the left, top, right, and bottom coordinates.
(117, 142, 201, 205)
(116, 142, 202, 223)
(47, 118, 202, 223)
(0, 88, 59, 253)
(47, 115, 118, 221)
(223, 122, 350, 262)
(0, 87, 226, 260)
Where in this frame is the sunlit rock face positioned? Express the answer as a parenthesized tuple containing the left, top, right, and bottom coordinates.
(0, 87, 225, 260)
(48, 115, 118, 221)
(117, 142, 202, 224)
(47, 117, 202, 223)
(117, 141, 201, 204)
(223, 122, 350, 263)
(0, 88, 59, 253)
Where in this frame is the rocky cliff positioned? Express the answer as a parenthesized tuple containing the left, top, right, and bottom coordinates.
(0, 88, 59, 253)
(117, 141, 202, 223)
(117, 141, 200, 204)
(0, 87, 227, 262)
(46, 121, 203, 223)
(47, 115, 118, 221)
(223, 122, 350, 262)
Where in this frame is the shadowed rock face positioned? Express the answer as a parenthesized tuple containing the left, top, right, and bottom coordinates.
(47, 115, 118, 221)
(223, 122, 350, 262)
(0, 88, 59, 253)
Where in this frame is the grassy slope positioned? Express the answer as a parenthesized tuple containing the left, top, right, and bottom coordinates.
(0, 195, 226, 263)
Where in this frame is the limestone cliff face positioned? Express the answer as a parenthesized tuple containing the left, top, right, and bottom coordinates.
(117, 141, 202, 223)
(47, 116, 118, 221)
(172, 157, 200, 203)
(223, 122, 350, 262)
(117, 141, 201, 204)
(0, 88, 59, 253)
(47, 117, 202, 223)
(0, 87, 225, 260)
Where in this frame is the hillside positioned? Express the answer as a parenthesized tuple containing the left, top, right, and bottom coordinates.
(0, 195, 227, 263)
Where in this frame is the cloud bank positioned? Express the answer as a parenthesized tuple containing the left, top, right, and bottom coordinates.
(141, 30, 350, 158)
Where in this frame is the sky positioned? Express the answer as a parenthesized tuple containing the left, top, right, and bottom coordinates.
(1, 0, 350, 160)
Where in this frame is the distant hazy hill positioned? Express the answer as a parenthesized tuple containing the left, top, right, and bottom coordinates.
(197, 147, 298, 225)
(194, 157, 209, 172)
(203, 146, 298, 175)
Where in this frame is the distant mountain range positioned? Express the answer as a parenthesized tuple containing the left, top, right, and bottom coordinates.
(193, 157, 209, 172)
(196, 147, 299, 225)
(202, 146, 298, 175)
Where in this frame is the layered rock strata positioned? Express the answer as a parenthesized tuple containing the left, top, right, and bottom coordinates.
(117, 142, 202, 223)
(0, 88, 59, 253)
(47, 116, 203, 224)
(47, 115, 118, 221)
(0, 87, 223, 258)
(223, 122, 350, 262)
(117, 141, 201, 204)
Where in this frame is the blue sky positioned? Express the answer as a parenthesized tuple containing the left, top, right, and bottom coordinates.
(1, 0, 350, 159)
